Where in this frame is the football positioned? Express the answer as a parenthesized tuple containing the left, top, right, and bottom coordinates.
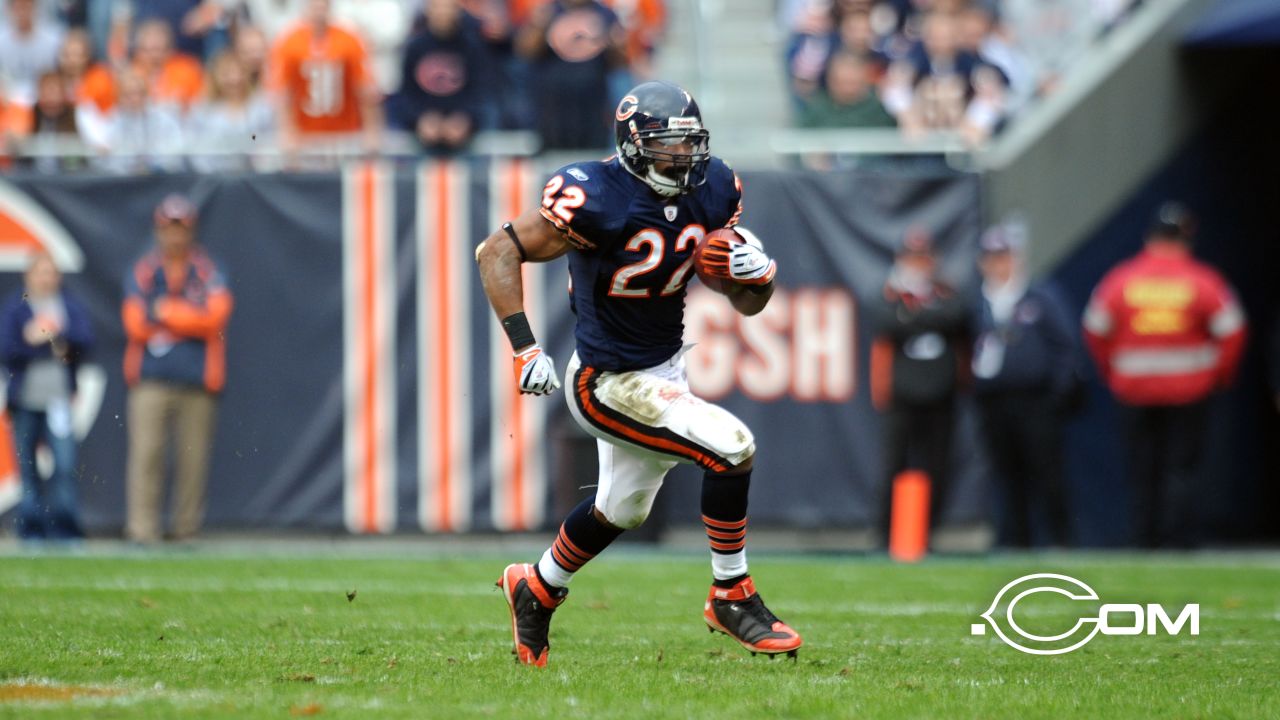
(692, 227, 749, 294)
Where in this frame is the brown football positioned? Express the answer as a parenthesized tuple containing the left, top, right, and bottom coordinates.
(692, 227, 744, 295)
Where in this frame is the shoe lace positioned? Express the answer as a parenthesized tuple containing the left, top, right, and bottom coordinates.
(739, 593, 781, 628)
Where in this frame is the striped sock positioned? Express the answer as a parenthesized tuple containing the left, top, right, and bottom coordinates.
(536, 496, 624, 589)
(702, 469, 750, 582)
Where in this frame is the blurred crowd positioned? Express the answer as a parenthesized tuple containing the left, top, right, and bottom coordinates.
(783, 0, 1143, 145)
(0, 0, 1149, 172)
(0, 0, 666, 171)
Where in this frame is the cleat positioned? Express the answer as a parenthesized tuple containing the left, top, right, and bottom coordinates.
(496, 563, 568, 668)
(787, 649, 799, 660)
(703, 576, 803, 659)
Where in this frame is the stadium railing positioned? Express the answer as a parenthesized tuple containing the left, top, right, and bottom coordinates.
(6, 129, 543, 167)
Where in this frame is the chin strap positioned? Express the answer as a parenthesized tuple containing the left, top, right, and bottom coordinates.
(645, 167, 683, 197)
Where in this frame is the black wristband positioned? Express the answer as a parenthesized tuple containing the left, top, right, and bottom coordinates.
(502, 222, 528, 262)
(501, 312, 536, 351)
(745, 280, 774, 295)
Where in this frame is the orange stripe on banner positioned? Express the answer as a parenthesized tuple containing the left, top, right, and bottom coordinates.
(435, 163, 453, 531)
(577, 367, 728, 471)
(709, 540, 746, 552)
(360, 164, 379, 534)
(705, 527, 746, 541)
(702, 515, 747, 531)
(508, 158, 526, 530)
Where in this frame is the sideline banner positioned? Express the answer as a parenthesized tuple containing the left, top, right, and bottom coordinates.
(0, 165, 983, 532)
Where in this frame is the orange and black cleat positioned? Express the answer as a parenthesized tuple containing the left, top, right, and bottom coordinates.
(704, 576, 802, 659)
(496, 563, 568, 667)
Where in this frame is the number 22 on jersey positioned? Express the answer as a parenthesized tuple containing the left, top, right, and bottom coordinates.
(609, 225, 705, 298)
(542, 175, 705, 299)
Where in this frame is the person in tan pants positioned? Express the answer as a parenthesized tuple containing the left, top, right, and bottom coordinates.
(121, 194, 233, 543)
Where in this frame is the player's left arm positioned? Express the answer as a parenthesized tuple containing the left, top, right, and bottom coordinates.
(720, 172, 774, 316)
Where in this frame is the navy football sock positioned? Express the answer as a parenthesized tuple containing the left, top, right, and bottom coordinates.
(703, 469, 751, 583)
(536, 496, 624, 588)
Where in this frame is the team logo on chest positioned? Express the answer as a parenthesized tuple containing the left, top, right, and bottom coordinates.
(664, 205, 678, 222)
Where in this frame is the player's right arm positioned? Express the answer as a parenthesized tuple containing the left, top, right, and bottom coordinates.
(476, 208, 575, 395)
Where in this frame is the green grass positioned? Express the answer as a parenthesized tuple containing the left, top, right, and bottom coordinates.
(0, 547, 1277, 718)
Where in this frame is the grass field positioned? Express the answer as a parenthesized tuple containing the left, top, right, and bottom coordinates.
(0, 545, 1277, 719)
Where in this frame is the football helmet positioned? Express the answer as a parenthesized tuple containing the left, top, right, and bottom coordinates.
(614, 81, 711, 197)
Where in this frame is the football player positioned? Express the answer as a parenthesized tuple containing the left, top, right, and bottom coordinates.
(477, 81, 802, 667)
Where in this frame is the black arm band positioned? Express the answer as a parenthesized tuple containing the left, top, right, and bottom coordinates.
(501, 312, 536, 351)
(502, 222, 528, 262)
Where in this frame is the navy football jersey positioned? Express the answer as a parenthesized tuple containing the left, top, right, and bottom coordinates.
(539, 156, 744, 371)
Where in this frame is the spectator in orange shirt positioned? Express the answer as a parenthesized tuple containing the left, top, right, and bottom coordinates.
(78, 19, 206, 115)
(135, 19, 205, 108)
(270, 0, 382, 151)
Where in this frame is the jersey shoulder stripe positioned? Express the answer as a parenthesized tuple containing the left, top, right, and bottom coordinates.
(539, 160, 637, 251)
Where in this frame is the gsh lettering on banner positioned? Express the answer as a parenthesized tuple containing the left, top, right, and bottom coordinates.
(684, 286, 856, 403)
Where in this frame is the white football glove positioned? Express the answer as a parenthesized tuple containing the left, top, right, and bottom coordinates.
(727, 227, 777, 285)
(513, 344, 561, 396)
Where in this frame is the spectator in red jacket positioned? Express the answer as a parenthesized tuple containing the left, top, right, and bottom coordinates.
(1082, 202, 1247, 548)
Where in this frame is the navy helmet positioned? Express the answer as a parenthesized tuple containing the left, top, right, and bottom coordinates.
(613, 81, 711, 197)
